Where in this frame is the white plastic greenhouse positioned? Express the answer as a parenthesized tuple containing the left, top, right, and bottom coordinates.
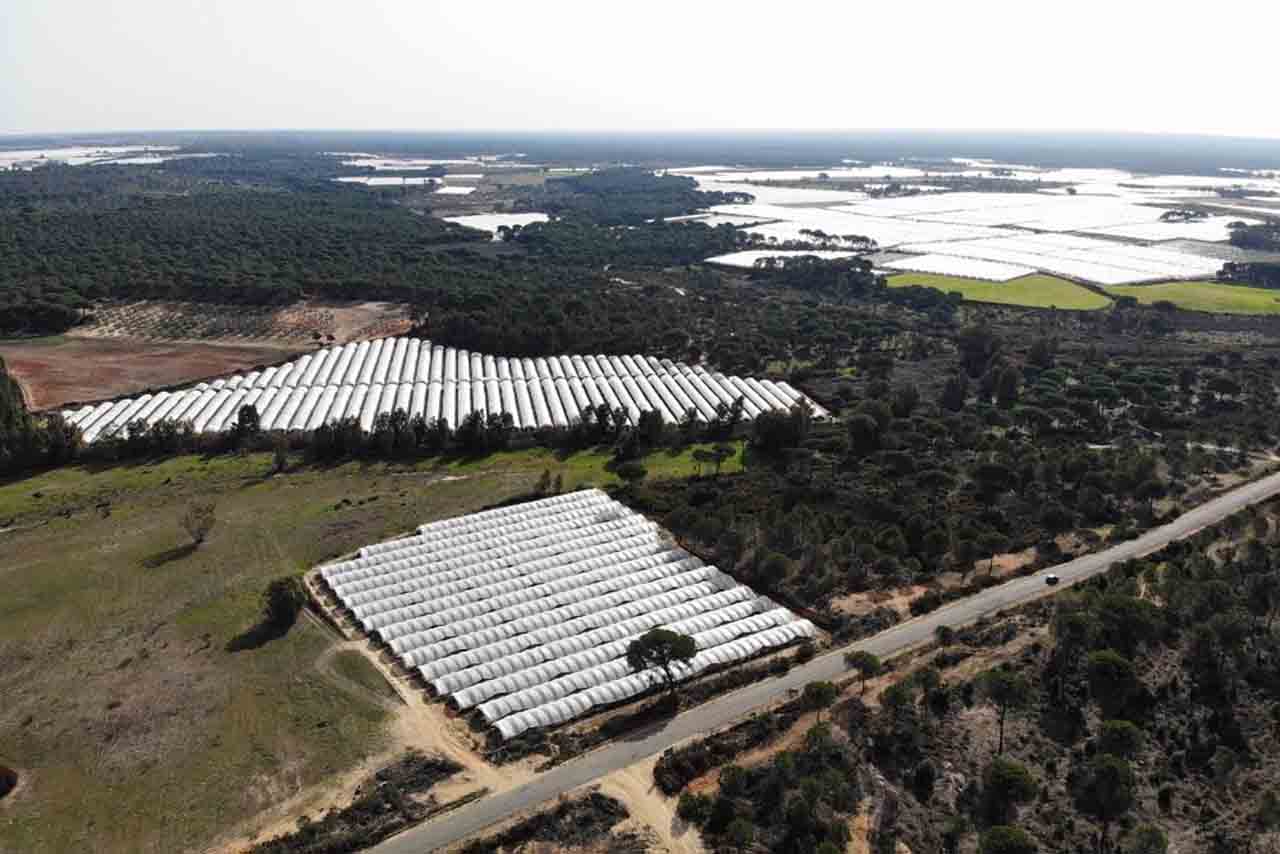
(63, 338, 827, 443)
(317, 490, 815, 740)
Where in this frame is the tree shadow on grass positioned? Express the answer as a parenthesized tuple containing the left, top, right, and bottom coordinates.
(142, 542, 197, 569)
(225, 620, 291, 653)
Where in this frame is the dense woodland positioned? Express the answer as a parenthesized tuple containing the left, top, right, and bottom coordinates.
(625, 319, 1278, 620)
(0, 162, 756, 334)
(0, 186, 499, 333)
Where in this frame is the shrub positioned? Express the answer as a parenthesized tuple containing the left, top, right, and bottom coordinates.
(181, 500, 216, 546)
(980, 825, 1037, 854)
(263, 576, 307, 632)
(676, 792, 712, 826)
(1097, 720, 1145, 758)
(910, 590, 944, 616)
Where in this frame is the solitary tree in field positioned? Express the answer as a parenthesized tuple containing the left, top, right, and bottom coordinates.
(615, 460, 648, 485)
(977, 667, 1032, 754)
(182, 500, 216, 547)
(710, 443, 737, 475)
(263, 576, 307, 632)
(627, 628, 697, 704)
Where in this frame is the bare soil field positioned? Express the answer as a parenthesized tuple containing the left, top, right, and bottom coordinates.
(75, 299, 412, 345)
(1, 300, 415, 410)
(0, 337, 300, 410)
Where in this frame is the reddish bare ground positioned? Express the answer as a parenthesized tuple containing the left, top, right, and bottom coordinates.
(0, 338, 303, 410)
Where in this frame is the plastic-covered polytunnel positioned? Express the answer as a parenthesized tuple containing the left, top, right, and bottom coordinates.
(62, 338, 827, 443)
(317, 489, 816, 740)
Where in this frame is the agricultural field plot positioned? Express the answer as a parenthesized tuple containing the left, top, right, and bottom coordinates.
(441, 212, 549, 236)
(705, 249, 865, 268)
(74, 299, 412, 346)
(1087, 216, 1259, 243)
(0, 337, 300, 410)
(333, 155, 479, 170)
(897, 232, 1221, 284)
(1124, 173, 1280, 193)
(710, 202, 1005, 246)
(882, 254, 1036, 281)
(844, 192, 1214, 235)
(333, 176, 439, 186)
(887, 272, 1112, 310)
(1104, 281, 1280, 315)
(318, 489, 816, 740)
(0, 145, 179, 169)
(62, 338, 824, 443)
(690, 165, 930, 182)
(1202, 201, 1280, 219)
(691, 179, 869, 205)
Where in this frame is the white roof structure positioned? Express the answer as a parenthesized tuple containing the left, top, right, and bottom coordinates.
(63, 338, 826, 443)
(318, 490, 815, 740)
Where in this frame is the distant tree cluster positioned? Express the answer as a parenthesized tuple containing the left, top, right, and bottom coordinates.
(1219, 259, 1280, 289)
(1227, 222, 1280, 253)
(518, 167, 750, 226)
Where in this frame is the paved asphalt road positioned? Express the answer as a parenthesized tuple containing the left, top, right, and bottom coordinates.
(376, 469, 1280, 853)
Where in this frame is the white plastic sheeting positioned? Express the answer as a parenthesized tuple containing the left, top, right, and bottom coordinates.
(317, 490, 813, 739)
(66, 338, 826, 443)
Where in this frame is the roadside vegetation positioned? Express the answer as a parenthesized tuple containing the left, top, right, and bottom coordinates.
(661, 499, 1280, 854)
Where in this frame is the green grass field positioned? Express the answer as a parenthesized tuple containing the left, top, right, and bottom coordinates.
(0, 442, 740, 853)
(888, 272, 1113, 310)
(1104, 280, 1280, 315)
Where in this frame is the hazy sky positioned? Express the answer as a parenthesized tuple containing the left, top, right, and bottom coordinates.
(5, 0, 1279, 138)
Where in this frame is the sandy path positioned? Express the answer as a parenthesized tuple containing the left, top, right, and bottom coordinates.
(600, 757, 706, 854)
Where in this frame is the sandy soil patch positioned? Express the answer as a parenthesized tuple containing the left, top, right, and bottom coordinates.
(601, 756, 707, 854)
(831, 585, 928, 619)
